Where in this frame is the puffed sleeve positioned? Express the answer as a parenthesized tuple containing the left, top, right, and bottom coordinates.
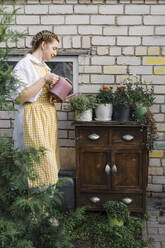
(10, 56, 42, 102)
(12, 60, 30, 100)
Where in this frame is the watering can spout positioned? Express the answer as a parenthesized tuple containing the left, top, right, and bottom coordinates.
(65, 92, 79, 100)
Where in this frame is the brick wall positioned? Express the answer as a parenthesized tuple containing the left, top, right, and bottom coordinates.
(1, 0, 165, 197)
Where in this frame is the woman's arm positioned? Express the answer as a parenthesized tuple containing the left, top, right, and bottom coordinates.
(18, 73, 59, 103)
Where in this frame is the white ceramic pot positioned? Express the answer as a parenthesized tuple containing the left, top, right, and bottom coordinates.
(95, 103, 113, 121)
(75, 109, 93, 121)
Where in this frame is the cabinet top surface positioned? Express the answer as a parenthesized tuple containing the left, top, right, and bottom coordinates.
(74, 121, 146, 127)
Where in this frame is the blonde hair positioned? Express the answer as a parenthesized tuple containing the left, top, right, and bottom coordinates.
(28, 30, 59, 54)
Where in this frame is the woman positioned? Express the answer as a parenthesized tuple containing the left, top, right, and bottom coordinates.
(13, 30, 61, 189)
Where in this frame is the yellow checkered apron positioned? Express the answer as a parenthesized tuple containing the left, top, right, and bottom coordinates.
(24, 63, 61, 188)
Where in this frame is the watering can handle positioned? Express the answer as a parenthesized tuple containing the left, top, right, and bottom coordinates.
(65, 78, 72, 85)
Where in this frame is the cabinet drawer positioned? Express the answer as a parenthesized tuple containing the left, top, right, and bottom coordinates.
(77, 193, 144, 212)
(77, 127, 109, 146)
(112, 128, 143, 145)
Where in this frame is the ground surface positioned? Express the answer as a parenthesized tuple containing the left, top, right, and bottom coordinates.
(143, 198, 165, 248)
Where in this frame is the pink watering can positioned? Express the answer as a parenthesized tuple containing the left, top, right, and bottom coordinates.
(49, 76, 77, 102)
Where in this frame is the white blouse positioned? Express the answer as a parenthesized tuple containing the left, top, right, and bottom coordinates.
(13, 53, 51, 150)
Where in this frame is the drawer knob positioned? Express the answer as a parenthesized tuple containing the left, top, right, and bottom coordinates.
(105, 164, 111, 175)
(112, 164, 117, 174)
(88, 133, 100, 140)
(122, 198, 133, 205)
(90, 196, 100, 203)
(122, 134, 134, 141)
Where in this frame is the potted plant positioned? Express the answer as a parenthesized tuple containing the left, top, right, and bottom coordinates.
(113, 83, 133, 122)
(113, 77, 155, 122)
(131, 77, 155, 121)
(95, 85, 113, 121)
(69, 94, 97, 121)
(104, 200, 129, 227)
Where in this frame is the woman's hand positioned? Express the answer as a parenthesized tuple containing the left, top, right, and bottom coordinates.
(18, 73, 59, 103)
(44, 73, 59, 88)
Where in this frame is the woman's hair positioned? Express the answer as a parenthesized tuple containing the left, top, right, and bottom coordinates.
(28, 30, 59, 54)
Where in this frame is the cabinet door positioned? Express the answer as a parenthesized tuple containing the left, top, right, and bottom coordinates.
(78, 149, 111, 191)
(111, 150, 142, 192)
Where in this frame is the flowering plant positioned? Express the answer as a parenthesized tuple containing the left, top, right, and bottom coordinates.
(113, 77, 155, 107)
(96, 85, 114, 104)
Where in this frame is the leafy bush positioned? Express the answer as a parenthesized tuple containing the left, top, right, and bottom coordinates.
(59, 209, 152, 248)
(0, 138, 73, 248)
(104, 200, 129, 224)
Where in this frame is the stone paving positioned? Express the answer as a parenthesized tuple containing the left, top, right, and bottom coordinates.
(143, 198, 165, 248)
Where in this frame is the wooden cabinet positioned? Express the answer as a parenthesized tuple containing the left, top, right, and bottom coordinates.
(75, 122, 148, 213)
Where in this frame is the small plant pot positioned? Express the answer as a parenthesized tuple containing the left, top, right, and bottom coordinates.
(108, 216, 124, 227)
(136, 106, 147, 121)
(113, 104, 130, 122)
(75, 109, 92, 121)
(95, 103, 113, 121)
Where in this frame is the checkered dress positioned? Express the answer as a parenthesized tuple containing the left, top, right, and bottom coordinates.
(24, 63, 61, 188)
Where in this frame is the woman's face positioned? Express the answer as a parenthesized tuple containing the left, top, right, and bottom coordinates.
(42, 39, 59, 61)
